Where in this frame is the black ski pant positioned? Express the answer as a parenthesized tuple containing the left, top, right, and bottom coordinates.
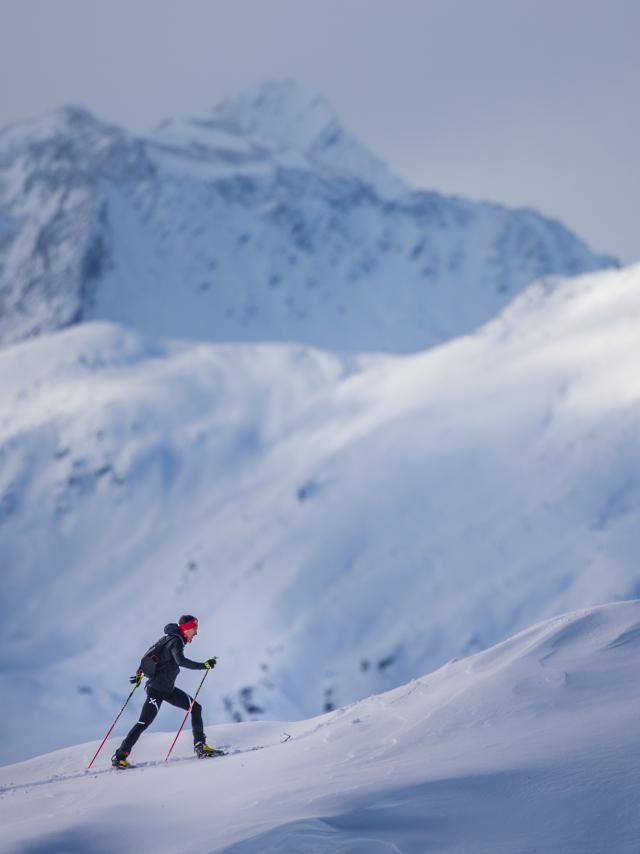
(118, 686, 205, 755)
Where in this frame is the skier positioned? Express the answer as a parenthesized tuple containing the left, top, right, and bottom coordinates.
(111, 615, 219, 768)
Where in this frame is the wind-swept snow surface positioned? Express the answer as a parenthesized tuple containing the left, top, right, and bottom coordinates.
(1, 601, 639, 853)
(0, 263, 639, 766)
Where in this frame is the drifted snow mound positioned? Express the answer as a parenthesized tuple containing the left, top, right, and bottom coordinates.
(1, 601, 639, 853)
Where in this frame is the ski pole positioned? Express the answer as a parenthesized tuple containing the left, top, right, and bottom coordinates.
(87, 681, 141, 770)
(165, 669, 209, 762)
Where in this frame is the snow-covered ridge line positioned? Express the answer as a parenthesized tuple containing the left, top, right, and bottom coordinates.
(2, 601, 640, 853)
(0, 79, 617, 351)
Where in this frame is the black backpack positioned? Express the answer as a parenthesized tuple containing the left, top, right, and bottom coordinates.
(138, 635, 172, 678)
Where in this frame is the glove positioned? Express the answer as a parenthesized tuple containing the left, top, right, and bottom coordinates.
(129, 671, 143, 686)
(204, 657, 217, 670)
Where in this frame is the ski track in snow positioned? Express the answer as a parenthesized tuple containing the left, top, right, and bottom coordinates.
(0, 744, 272, 796)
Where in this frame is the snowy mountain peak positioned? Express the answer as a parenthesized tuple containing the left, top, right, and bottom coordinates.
(211, 79, 337, 151)
(46, 105, 107, 133)
(199, 79, 407, 196)
(0, 82, 618, 351)
(1, 105, 119, 153)
(0, 105, 148, 186)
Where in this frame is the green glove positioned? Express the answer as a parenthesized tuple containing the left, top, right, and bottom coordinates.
(204, 657, 217, 670)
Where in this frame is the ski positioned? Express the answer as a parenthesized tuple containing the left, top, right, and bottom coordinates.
(112, 749, 228, 770)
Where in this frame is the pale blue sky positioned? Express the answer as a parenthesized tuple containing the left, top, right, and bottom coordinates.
(1, 0, 638, 263)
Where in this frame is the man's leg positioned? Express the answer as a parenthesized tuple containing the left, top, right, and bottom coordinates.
(115, 692, 164, 759)
(164, 687, 205, 745)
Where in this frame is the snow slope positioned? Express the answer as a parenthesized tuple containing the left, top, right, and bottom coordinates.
(1, 601, 639, 853)
(1, 262, 639, 766)
(0, 80, 616, 352)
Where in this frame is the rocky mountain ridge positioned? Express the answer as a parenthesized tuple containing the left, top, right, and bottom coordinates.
(0, 81, 617, 351)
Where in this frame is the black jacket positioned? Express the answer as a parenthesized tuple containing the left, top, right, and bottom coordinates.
(146, 623, 206, 696)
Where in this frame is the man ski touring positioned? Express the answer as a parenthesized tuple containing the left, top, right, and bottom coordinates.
(112, 615, 219, 768)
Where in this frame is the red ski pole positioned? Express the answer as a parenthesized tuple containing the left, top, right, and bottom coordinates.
(87, 681, 141, 770)
(165, 669, 210, 762)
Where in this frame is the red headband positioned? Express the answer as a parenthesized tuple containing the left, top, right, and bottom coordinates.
(179, 618, 198, 633)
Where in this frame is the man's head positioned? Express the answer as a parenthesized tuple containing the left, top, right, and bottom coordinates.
(178, 614, 198, 643)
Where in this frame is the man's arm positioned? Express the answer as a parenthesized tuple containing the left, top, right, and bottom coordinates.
(169, 638, 206, 670)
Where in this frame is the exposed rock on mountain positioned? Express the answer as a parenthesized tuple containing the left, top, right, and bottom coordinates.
(0, 81, 617, 351)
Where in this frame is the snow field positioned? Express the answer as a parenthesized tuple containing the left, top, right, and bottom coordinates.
(1, 601, 639, 853)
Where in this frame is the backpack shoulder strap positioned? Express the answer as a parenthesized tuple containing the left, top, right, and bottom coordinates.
(143, 635, 170, 657)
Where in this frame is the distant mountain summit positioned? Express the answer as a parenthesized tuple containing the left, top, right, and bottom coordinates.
(181, 79, 406, 197)
(0, 80, 617, 351)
